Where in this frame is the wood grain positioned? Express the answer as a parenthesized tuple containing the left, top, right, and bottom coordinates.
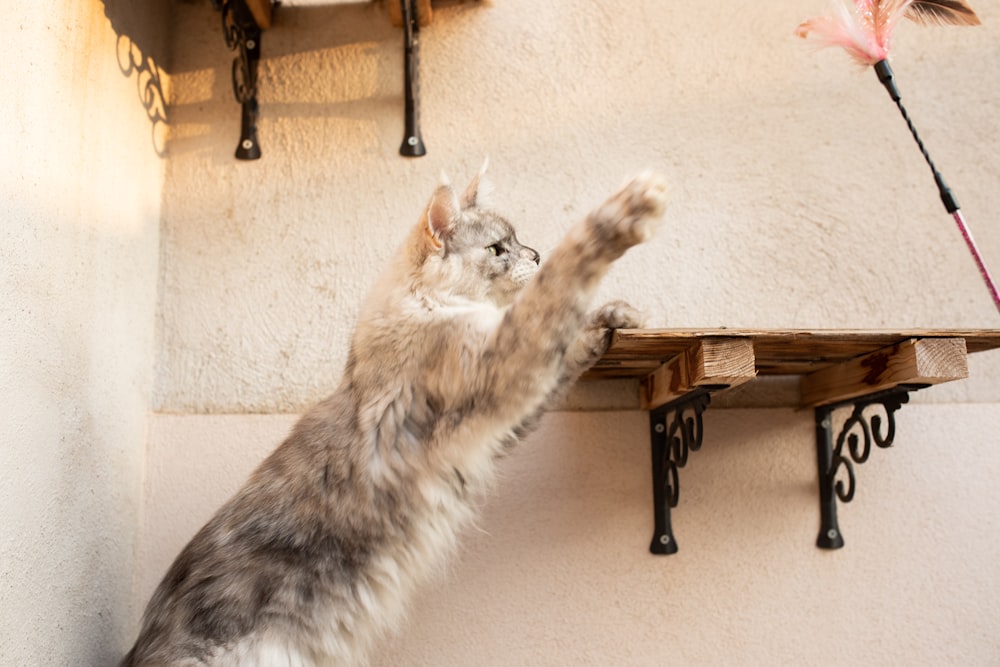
(246, 0, 272, 29)
(799, 337, 969, 407)
(387, 0, 434, 26)
(587, 329, 1000, 380)
(640, 338, 757, 410)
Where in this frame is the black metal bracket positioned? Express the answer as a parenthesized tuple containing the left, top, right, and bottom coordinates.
(213, 0, 432, 159)
(814, 384, 929, 549)
(648, 386, 726, 555)
(398, 0, 426, 157)
(219, 0, 263, 160)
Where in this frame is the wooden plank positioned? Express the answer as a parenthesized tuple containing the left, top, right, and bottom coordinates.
(246, 0, 272, 29)
(640, 338, 757, 410)
(589, 329, 1000, 381)
(800, 338, 969, 408)
(606, 328, 1000, 357)
(388, 0, 434, 26)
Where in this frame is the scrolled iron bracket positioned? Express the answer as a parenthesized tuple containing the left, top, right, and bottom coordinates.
(814, 383, 928, 549)
(220, 0, 263, 160)
(648, 386, 726, 555)
(398, 0, 426, 157)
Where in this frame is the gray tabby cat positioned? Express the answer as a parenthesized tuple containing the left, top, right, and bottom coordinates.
(122, 165, 668, 666)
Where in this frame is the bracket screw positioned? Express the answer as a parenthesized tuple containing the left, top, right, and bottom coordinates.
(827, 529, 839, 540)
(407, 136, 419, 146)
(654, 423, 665, 434)
(246, 39, 256, 50)
(659, 534, 671, 545)
(242, 139, 254, 150)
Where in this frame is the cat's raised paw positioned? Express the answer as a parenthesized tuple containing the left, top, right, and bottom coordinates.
(591, 171, 669, 248)
(623, 170, 669, 221)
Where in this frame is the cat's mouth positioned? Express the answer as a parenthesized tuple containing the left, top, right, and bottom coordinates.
(510, 258, 539, 286)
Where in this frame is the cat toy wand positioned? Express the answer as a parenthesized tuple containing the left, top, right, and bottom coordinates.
(797, 0, 1000, 314)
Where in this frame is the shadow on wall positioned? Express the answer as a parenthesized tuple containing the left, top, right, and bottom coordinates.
(101, 0, 173, 156)
(98, 0, 483, 161)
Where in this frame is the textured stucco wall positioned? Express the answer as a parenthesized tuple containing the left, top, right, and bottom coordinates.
(143, 405, 1000, 665)
(142, 0, 1000, 665)
(156, 0, 1000, 414)
(0, 0, 166, 663)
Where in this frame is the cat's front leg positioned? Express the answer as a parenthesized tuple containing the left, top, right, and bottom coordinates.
(506, 301, 644, 443)
(531, 301, 643, 412)
(561, 300, 644, 382)
(477, 171, 667, 421)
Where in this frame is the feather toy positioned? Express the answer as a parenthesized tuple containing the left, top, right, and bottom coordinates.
(797, 0, 999, 314)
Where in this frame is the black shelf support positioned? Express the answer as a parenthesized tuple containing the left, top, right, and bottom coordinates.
(648, 386, 726, 555)
(398, 0, 426, 157)
(220, 0, 263, 160)
(814, 384, 928, 549)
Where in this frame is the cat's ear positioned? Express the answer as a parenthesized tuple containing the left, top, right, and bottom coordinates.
(461, 158, 493, 209)
(423, 183, 461, 251)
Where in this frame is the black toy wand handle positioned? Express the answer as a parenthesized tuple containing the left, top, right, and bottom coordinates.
(874, 59, 1000, 314)
(399, 0, 426, 157)
(874, 60, 956, 213)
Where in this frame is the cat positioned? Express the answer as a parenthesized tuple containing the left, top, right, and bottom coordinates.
(122, 164, 668, 666)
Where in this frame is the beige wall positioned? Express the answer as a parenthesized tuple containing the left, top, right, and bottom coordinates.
(5, 0, 1000, 664)
(144, 405, 1000, 665)
(156, 0, 1000, 415)
(147, 1, 1000, 664)
(0, 0, 166, 663)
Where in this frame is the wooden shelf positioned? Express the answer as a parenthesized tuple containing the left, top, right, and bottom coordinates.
(387, 0, 433, 26)
(591, 328, 1000, 378)
(588, 328, 1000, 409)
(244, 0, 273, 29)
(596, 329, 1000, 555)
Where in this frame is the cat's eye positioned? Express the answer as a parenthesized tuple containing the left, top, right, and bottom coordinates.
(486, 243, 506, 256)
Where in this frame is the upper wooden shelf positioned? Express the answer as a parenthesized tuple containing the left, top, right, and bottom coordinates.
(587, 329, 1000, 410)
(245, 0, 273, 28)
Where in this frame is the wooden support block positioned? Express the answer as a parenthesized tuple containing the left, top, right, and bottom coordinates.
(388, 0, 434, 26)
(641, 338, 757, 410)
(246, 0, 272, 29)
(800, 337, 968, 408)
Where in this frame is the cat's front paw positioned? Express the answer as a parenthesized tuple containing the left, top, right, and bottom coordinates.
(563, 302, 646, 379)
(580, 300, 646, 360)
(589, 300, 645, 332)
(591, 171, 669, 249)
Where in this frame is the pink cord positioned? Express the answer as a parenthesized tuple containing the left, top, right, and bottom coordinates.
(952, 209, 1000, 315)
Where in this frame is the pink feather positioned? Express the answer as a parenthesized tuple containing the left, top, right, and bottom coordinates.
(797, 0, 980, 63)
(796, 0, 914, 65)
